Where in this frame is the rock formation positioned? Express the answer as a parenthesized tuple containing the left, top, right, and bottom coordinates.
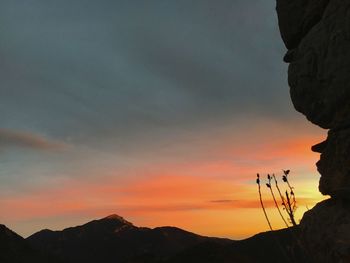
(276, 0, 350, 262)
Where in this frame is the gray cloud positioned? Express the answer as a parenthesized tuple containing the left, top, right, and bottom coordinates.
(0, 0, 295, 192)
(0, 129, 66, 152)
(0, 0, 289, 147)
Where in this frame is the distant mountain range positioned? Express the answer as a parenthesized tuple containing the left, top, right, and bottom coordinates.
(0, 215, 309, 263)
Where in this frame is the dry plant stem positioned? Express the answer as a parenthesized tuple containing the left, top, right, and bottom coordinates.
(269, 185, 289, 228)
(285, 191, 297, 227)
(289, 186, 297, 210)
(258, 183, 273, 231)
(272, 174, 290, 220)
(272, 174, 284, 202)
(286, 180, 293, 192)
(284, 174, 297, 210)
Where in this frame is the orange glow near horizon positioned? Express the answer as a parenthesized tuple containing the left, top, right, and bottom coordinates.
(0, 122, 327, 239)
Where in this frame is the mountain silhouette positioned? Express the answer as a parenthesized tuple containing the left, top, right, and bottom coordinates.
(0, 215, 309, 263)
(0, 224, 60, 263)
(27, 214, 230, 263)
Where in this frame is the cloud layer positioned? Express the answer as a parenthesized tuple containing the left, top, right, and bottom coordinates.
(0, 0, 289, 145)
(0, 129, 66, 151)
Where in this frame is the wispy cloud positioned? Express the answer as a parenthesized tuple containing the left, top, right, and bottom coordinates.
(0, 128, 67, 152)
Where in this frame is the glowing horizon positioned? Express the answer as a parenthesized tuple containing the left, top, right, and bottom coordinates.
(0, 119, 327, 239)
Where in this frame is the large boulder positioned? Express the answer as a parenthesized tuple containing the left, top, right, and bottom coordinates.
(278, 0, 350, 196)
(276, 0, 350, 261)
(287, 0, 350, 130)
(299, 199, 350, 262)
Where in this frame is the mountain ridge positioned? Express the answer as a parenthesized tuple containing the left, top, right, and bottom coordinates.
(1, 215, 307, 263)
(26, 214, 228, 263)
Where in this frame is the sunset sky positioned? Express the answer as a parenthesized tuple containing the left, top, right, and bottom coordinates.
(0, 0, 327, 239)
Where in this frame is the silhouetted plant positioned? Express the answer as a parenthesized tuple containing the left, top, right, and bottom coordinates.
(256, 170, 315, 263)
(280, 170, 297, 226)
(256, 173, 273, 230)
(256, 170, 297, 229)
(267, 174, 289, 228)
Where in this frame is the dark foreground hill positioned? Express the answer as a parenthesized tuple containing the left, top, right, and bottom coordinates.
(0, 224, 60, 263)
(0, 224, 38, 263)
(164, 228, 309, 263)
(1, 215, 309, 263)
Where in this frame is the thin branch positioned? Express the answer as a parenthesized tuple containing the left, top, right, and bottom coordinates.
(283, 170, 297, 216)
(285, 191, 297, 227)
(257, 174, 273, 231)
(272, 174, 290, 221)
(267, 174, 289, 228)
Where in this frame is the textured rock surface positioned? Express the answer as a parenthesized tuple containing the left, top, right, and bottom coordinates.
(276, 0, 330, 50)
(316, 129, 350, 196)
(278, 0, 350, 196)
(299, 199, 350, 263)
(277, 0, 350, 261)
(288, 0, 350, 130)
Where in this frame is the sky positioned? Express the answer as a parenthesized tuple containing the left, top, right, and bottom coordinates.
(0, 0, 327, 239)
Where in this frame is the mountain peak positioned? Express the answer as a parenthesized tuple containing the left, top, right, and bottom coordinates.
(101, 214, 133, 225)
(104, 214, 124, 220)
(103, 214, 129, 221)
